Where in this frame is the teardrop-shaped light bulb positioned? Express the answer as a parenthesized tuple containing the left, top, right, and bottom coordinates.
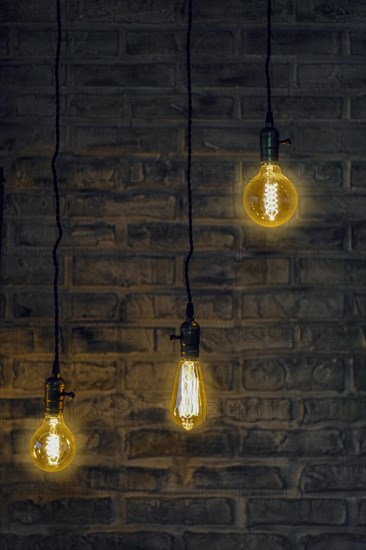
(30, 413, 76, 472)
(170, 359, 206, 431)
(244, 161, 298, 228)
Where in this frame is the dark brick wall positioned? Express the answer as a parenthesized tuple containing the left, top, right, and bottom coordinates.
(0, 1, 365, 549)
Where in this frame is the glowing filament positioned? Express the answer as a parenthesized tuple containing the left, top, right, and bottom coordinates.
(45, 419, 61, 464)
(176, 361, 200, 430)
(264, 182, 279, 220)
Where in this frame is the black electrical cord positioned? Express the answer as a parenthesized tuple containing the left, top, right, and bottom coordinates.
(184, 0, 194, 321)
(51, 0, 63, 376)
(265, 0, 273, 124)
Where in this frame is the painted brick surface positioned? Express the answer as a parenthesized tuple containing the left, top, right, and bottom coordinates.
(0, 1, 365, 549)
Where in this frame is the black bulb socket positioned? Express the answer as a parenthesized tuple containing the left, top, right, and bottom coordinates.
(260, 112, 291, 163)
(170, 319, 200, 360)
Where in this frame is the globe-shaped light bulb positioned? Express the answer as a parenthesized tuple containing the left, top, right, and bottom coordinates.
(170, 359, 206, 431)
(30, 413, 76, 473)
(244, 161, 298, 228)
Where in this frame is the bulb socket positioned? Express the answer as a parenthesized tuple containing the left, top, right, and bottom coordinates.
(260, 123, 279, 162)
(180, 319, 200, 359)
(45, 375, 65, 415)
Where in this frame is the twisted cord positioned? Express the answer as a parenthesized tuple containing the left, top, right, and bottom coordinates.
(265, 0, 273, 117)
(51, 0, 62, 376)
(184, 0, 194, 319)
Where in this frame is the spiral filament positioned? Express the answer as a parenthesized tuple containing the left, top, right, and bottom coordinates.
(264, 182, 279, 220)
(45, 418, 61, 464)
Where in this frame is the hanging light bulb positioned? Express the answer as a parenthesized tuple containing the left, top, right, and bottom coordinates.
(244, 0, 298, 228)
(30, 374, 76, 472)
(170, 307, 207, 431)
(243, 115, 298, 228)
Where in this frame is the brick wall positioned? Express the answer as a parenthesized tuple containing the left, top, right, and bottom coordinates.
(0, 1, 365, 549)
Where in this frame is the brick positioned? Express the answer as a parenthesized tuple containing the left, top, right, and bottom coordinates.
(350, 31, 366, 55)
(297, 126, 342, 153)
(191, 63, 290, 88)
(73, 256, 174, 286)
(242, 291, 343, 320)
(73, 63, 174, 88)
(242, 96, 342, 120)
(351, 161, 366, 190)
(131, 94, 235, 120)
(72, 327, 153, 353)
(0, 533, 174, 550)
(193, 466, 284, 491)
(67, 0, 176, 24)
(127, 31, 234, 55)
(128, 223, 237, 252)
(1, 254, 63, 285)
(126, 292, 233, 321)
(68, 91, 125, 119)
(298, 259, 366, 285)
(126, 497, 234, 525)
(299, 323, 364, 352)
(0, 29, 9, 56)
(127, 428, 239, 459)
(75, 126, 178, 155)
(10, 498, 114, 525)
(13, 291, 54, 319)
(183, 532, 287, 550)
(0, 0, 61, 22)
(242, 29, 341, 55)
(357, 500, 366, 524)
(302, 465, 366, 493)
(0, 123, 64, 155)
(243, 226, 345, 260)
(354, 355, 366, 391)
(10, 360, 117, 392)
(80, 465, 169, 493)
(243, 356, 345, 392)
(68, 192, 175, 219)
(0, 294, 5, 319)
(300, 533, 366, 550)
(243, 428, 346, 456)
(191, 257, 289, 287)
(9, 157, 118, 191)
(298, 64, 366, 89)
(5, 192, 61, 217)
(78, 425, 124, 457)
(0, 398, 42, 421)
(247, 499, 346, 526)
(303, 397, 366, 425)
(353, 429, 366, 455)
(222, 397, 303, 425)
(352, 223, 366, 250)
(351, 97, 366, 119)
(0, 64, 55, 86)
(16, 31, 118, 57)
(71, 292, 119, 320)
(296, 2, 366, 23)
(192, 0, 294, 23)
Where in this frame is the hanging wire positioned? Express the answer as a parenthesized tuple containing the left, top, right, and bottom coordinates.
(265, 0, 273, 120)
(184, 0, 194, 320)
(51, 0, 63, 376)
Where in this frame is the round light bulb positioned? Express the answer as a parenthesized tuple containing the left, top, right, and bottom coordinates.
(244, 161, 298, 228)
(29, 413, 76, 472)
(170, 359, 206, 431)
